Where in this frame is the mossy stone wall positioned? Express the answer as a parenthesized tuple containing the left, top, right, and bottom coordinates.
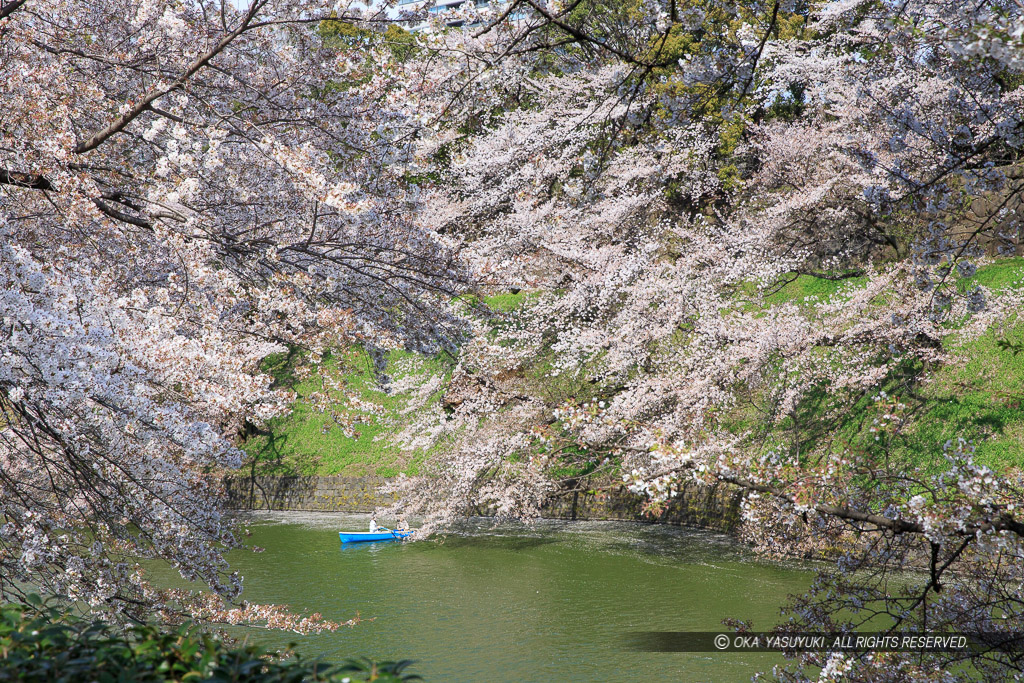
(223, 476, 745, 533)
(224, 475, 397, 513)
(539, 480, 744, 532)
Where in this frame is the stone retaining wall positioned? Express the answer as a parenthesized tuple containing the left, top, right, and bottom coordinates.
(540, 480, 744, 532)
(953, 163, 1024, 256)
(224, 475, 398, 513)
(223, 475, 744, 533)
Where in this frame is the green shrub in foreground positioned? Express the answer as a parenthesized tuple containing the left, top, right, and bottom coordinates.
(0, 601, 421, 683)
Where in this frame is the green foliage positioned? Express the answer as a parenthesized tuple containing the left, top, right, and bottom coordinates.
(338, 658, 422, 683)
(0, 601, 421, 683)
(636, 0, 816, 188)
(313, 20, 416, 101)
(764, 82, 807, 122)
(311, 20, 375, 97)
(382, 25, 417, 62)
(995, 67, 1024, 94)
(317, 18, 373, 47)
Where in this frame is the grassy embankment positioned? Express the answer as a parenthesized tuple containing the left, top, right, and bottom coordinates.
(241, 346, 450, 477)
(729, 257, 1024, 474)
(901, 258, 1024, 471)
(239, 293, 532, 477)
(241, 262, 1024, 478)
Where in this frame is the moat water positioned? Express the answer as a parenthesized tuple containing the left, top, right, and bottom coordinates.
(172, 512, 814, 682)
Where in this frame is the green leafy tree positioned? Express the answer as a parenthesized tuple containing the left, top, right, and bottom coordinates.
(0, 600, 422, 683)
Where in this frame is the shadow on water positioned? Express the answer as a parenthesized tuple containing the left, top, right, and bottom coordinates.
(419, 534, 562, 552)
(337, 541, 400, 555)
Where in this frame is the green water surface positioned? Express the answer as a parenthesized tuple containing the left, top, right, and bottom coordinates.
(209, 513, 813, 682)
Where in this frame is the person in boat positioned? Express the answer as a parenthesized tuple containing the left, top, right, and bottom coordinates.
(396, 517, 409, 532)
(369, 515, 378, 533)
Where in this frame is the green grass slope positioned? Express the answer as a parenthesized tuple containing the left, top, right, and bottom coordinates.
(241, 261, 1024, 480)
(238, 293, 530, 477)
(731, 260, 1024, 475)
(241, 347, 449, 477)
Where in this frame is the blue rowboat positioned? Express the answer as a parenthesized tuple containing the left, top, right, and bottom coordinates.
(339, 529, 414, 543)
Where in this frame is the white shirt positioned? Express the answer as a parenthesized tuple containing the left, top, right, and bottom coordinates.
(369, 520, 378, 532)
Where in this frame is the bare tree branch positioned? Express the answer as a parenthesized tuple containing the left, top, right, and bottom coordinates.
(0, 0, 28, 21)
(0, 169, 52, 190)
(73, 0, 267, 154)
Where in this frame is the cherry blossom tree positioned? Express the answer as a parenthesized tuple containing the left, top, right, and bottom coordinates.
(0, 0, 472, 626)
(382, 0, 1024, 678)
(5, 0, 1024, 675)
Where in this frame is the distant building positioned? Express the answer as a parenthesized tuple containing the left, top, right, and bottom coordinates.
(395, 0, 523, 30)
